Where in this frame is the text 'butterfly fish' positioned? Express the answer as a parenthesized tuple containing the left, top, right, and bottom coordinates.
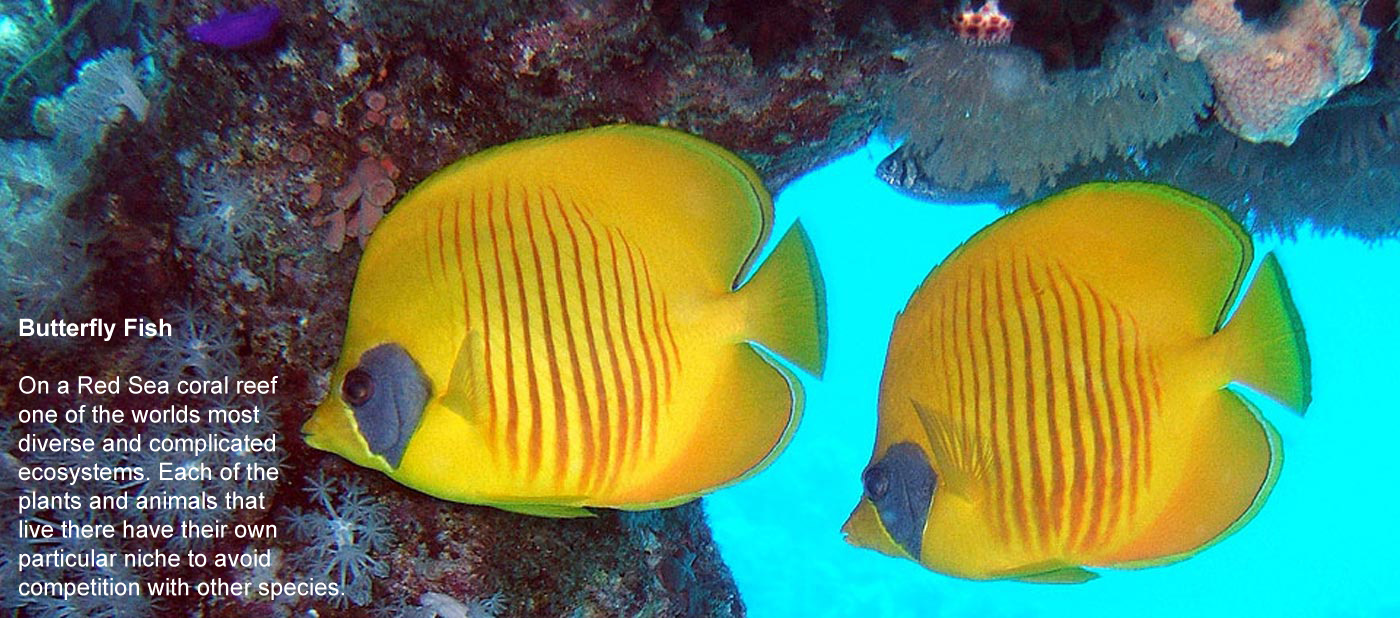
(303, 125, 826, 516)
(844, 182, 1309, 582)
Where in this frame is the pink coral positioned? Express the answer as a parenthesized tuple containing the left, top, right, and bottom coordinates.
(951, 1, 1013, 46)
(1166, 0, 1375, 145)
(315, 157, 398, 252)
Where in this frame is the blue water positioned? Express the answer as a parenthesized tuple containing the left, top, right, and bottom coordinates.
(707, 138, 1400, 618)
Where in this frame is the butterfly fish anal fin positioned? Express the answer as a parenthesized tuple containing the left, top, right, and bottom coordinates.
(493, 502, 595, 518)
(992, 559, 1100, 584)
(1015, 567, 1100, 584)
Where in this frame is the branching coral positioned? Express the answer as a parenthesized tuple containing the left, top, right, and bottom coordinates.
(883, 29, 1211, 198)
(142, 301, 241, 381)
(1166, 0, 1376, 145)
(281, 472, 393, 607)
(178, 163, 260, 263)
(42, 47, 149, 172)
(1, 46, 147, 335)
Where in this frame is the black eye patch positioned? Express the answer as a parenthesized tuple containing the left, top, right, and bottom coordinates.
(863, 441, 937, 559)
(344, 343, 430, 468)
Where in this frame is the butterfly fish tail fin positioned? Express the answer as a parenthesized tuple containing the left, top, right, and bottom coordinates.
(1218, 252, 1311, 415)
(735, 222, 827, 378)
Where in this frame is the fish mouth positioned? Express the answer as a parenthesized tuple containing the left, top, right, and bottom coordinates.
(842, 500, 914, 560)
(299, 399, 336, 451)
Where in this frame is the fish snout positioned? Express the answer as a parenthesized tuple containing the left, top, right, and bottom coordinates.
(300, 397, 342, 453)
(844, 498, 925, 562)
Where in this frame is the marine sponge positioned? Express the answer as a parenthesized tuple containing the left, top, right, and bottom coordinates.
(281, 472, 392, 607)
(883, 30, 1212, 197)
(1166, 0, 1376, 145)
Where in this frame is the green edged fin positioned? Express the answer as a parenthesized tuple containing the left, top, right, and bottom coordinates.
(1218, 252, 1311, 414)
(493, 502, 596, 518)
(1016, 567, 1100, 584)
(1111, 389, 1281, 569)
(736, 222, 827, 377)
(992, 560, 1099, 584)
(642, 342, 803, 505)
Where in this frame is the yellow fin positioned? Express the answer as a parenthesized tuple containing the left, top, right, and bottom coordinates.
(989, 559, 1099, 583)
(1014, 566, 1099, 584)
(440, 330, 488, 422)
(492, 502, 595, 518)
(910, 400, 988, 494)
(1109, 389, 1280, 566)
(445, 125, 777, 295)
(735, 222, 826, 377)
(1216, 253, 1311, 414)
(644, 342, 802, 501)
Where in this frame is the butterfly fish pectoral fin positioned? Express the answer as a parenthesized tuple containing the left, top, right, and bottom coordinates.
(439, 330, 489, 422)
(1110, 389, 1279, 566)
(650, 342, 804, 501)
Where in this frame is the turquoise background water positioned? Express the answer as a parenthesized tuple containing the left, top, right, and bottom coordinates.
(707, 138, 1400, 618)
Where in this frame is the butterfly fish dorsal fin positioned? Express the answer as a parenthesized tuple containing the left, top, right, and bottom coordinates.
(440, 329, 489, 423)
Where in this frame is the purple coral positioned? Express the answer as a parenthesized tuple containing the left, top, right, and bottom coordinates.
(187, 5, 282, 50)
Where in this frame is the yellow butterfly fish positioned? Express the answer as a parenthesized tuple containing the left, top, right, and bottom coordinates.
(844, 182, 1310, 582)
(303, 125, 826, 516)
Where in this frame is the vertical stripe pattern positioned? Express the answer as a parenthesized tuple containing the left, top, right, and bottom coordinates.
(933, 252, 1160, 557)
(425, 184, 682, 495)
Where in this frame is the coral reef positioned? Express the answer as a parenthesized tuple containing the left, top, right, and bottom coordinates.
(971, 0, 1158, 70)
(280, 472, 392, 607)
(0, 46, 149, 334)
(3, 0, 937, 615)
(1, 384, 284, 616)
(0, 0, 153, 137)
(1166, 0, 1377, 144)
(883, 30, 1211, 197)
(1002, 81, 1400, 239)
(950, 0, 1015, 46)
(0, 0, 1394, 615)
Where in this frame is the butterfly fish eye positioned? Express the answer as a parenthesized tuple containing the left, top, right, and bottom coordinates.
(863, 466, 890, 500)
(341, 344, 431, 468)
(341, 368, 374, 406)
(865, 441, 936, 559)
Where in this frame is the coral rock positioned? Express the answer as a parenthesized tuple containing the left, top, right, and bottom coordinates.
(1167, 0, 1376, 145)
